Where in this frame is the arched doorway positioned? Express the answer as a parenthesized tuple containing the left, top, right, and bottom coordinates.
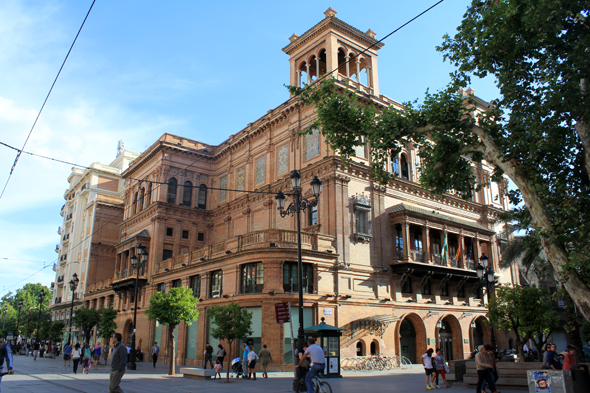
(356, 341, 365, 356)
(400, 319, 417, 363)
(438, 320, 454, 360)
(473, 320, 484, 349)
(370, 340, 379, 355)
(123, 320, 133, 346)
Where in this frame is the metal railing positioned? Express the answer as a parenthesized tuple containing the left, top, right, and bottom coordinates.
(410, 249, 425, 262)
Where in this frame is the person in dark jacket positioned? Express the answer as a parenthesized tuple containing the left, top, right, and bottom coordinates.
(547, 344, 562, 370)
(0, 335, 14, 392)
(109, 333, 127, 393)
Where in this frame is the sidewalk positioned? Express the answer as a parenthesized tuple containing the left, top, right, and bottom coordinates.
(2, 354, 524, 392)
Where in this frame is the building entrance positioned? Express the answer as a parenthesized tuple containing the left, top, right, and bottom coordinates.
(399, 318, 417, 363)
(438, 319, 454, 360)
(473, 320, 484, 350)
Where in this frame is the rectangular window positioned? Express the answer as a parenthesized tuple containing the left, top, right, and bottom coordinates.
(172, 279, 182, 288)
(159, 283, 166, 293)
(162, 249, 173, 261)
(283, 262, 313, 294)
(402, 278, 412, 294)
(166, 227, 174, 237)
(241, 263, 264, 294)
(356, 209, 370, 234)
(182, 230, 189, 239)
(219, 177, 227, 202)
(197, 232, 205, 242)
(457, 285, 465, 298)
(309, 204, 318, 226)
(190, 275, 201, 298)
(441, 281, 449, 297)
(210, 270, 223, 298)
(422, 279, 431, 296)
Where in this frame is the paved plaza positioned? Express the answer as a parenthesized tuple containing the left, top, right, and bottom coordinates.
(2, 354, 526, 392)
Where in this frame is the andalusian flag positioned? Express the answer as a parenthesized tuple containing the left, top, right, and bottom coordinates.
(441, 232, 448, 265)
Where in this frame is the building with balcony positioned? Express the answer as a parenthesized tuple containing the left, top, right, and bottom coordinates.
(49, 142, 139, 343)
(82, 9, 517, 368)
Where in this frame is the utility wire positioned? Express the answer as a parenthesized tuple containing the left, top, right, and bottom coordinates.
(0, 1, 445, 295)
(0, 0, 96, 201)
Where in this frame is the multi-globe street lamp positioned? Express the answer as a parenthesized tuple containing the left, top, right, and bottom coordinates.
(275, 170, 322, 389)
(476, 253, 496, 348)
(16, 300, 23, 344)
(67, 273, 79, 344)
(127, 243, 148, 371)
(35, 290, 46, 343)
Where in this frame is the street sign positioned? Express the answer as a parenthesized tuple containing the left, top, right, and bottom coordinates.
(6, 331, 13, 340)
(275, 302, 290, 324)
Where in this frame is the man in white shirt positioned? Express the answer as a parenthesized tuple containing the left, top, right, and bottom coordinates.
(297, 338, 325, 393)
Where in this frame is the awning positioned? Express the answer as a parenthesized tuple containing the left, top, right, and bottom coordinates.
(349, 314, 400, 337)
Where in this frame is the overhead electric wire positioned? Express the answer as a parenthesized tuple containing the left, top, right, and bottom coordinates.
(0, 1, 445, 295)
(0, 0, 97, 202)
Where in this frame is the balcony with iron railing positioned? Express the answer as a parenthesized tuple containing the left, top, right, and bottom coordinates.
(57, 275, 64, 283)
(155, 228, 336, 275)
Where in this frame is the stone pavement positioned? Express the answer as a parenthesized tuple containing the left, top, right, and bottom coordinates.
(2, 354, 525, 392)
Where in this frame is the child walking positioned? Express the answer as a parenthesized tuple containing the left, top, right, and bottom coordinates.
(214, 359, 223, 379)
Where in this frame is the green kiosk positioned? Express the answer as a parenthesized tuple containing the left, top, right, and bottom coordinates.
(304, 317, 344, 378)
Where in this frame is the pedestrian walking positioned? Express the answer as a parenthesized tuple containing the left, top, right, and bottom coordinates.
(72, 343, 81, 374)
(297, 343, 310, 381)
(151, 342, 159, 368)
(82, 344, 92, 374)
(542, 343, 551, 369)
(26, 343, 30, 357)
(297, 338, 325, 393)
(103, 342, 110, 366)
(475, 345, 499, 393)
(32, 341, 40, 361)
(93, 343, 101, 370)
(247, 345, 258, 380)
(434, 348, 452, 388)
(204, 342, 214, 369)
(259, 344, 273, 378)
(63, 342, 72, 367)
(109, 333, 127, 393)
(241, 343, 249, 379)
(0, 335, 14, 392)
(422, 348, 436, 390)
(214, 359, 223, 379)
(481, 344, 498, 393)
(216, 344, 225, 366)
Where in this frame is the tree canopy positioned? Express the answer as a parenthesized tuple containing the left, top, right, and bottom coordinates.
(73, 308, 101, 344)
(290, 0, 590, 321)
(487, 284, 559, 361)
(208, 302, 253, 383)
(99, 307, 118, 343)
(146, 287, 199, 375)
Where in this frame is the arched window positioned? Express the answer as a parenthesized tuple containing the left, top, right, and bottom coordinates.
(132, 192, 138, 214)
(183, 181, 192, 206)
(167, 178, 177, 204)
(401, 155, 409, 180)
(391, 154, 399, 175)
(146, 183, 152, 205)
(356, 341, 365, 356)
(197, 185, 207, 209)
(370, 341, 378, 355)
(138, 187, 144, 211)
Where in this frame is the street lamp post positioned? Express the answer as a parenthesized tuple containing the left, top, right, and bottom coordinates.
(16, 300, 23, 344)
(67, 273, 80, 344)
(128, 243, 148, 371)
(476, 253, 496, 348)
(35, 290, 46, 343)
(275, 171, 322, 390)
(2, 305, 7, 330)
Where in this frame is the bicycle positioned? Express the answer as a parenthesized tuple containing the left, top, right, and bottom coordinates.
(296, 373, 332, 393)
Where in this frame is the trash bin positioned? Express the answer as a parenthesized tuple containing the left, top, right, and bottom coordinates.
(527, 370, 574, 393)
(571, 364, 590, 393)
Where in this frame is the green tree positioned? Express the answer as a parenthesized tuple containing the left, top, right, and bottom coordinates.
(73, 308, 101, 344)
(146, 287, 199, 375)
(47, 321, 65, 343)
(289, 0, 590, 321)
(207, 302, 253, 383)
(487, 284, 559, 362)
(581, 320, 590, 343)
(99, 307, 118, 344)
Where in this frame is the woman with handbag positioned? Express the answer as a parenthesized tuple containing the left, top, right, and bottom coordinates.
(434, 348, 452, 388)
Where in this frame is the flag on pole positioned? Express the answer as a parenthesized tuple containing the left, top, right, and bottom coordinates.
(455, 241, 462, 262)
(441, 232, 448, 265)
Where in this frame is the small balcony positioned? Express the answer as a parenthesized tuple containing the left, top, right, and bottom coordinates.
(52, 263, 57, 272)
(57, 226, 62, 235)
(66, 213, 73, 221)
(410, 249, 425, 263)
(57, 275, 64, 283)
(55, 244, 60, 253)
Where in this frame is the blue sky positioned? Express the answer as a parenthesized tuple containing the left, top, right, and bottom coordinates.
(0, 0, 499, 296)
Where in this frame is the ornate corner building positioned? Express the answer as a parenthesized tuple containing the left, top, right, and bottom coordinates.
(82, 9, 518, 368)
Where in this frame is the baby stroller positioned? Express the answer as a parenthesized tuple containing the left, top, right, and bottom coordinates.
(231, 358, 243, 378)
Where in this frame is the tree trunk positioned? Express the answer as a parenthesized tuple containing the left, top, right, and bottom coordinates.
(515, 339, 525, 363)
(474, 125, 590, 322)
(531, 335, 547, 362)
(168, 325, 176, 376)
(225, 341, 232, 383)
(562, 291, 585, 361)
